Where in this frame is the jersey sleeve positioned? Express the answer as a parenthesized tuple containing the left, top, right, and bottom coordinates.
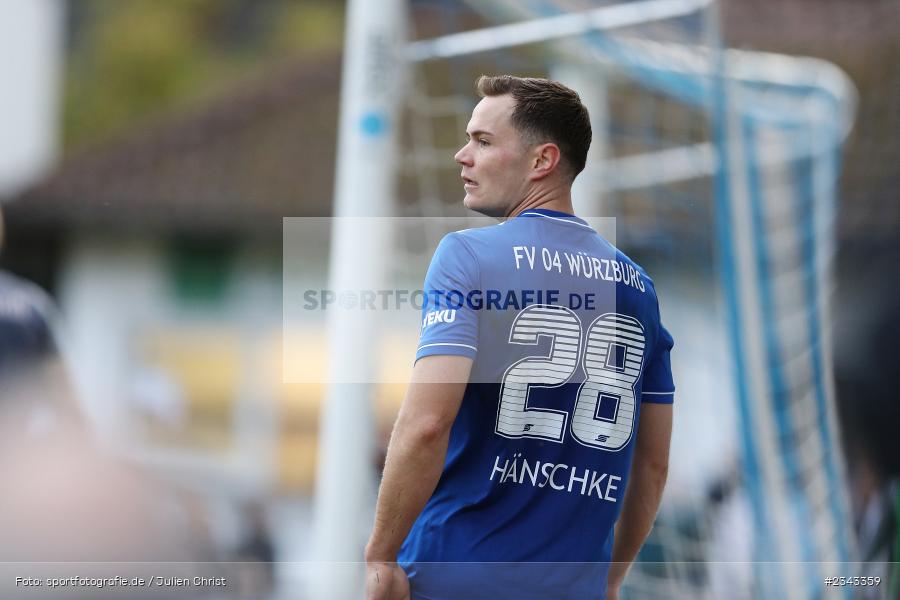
(641, 321, 675, 404)
(415, 233, 479, 362)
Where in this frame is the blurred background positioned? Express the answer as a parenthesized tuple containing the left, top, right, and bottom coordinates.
(0, 0, 898, 599)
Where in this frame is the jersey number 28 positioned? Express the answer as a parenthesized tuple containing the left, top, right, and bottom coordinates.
(495, 304, 646, 451)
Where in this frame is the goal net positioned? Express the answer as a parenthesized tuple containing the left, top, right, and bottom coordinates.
(311, 0, 859, 597)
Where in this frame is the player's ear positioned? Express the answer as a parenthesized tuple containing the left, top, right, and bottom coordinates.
(529, 143, 561, 180)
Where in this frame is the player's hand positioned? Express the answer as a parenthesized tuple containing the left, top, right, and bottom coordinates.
(365, 561, 410, 600)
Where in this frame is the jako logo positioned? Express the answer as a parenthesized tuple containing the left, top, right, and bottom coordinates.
(422, 309, 457, 329)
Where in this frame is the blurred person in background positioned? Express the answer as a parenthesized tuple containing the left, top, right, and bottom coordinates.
(231, 501, 276, 600)
(835, 249, 900, 600)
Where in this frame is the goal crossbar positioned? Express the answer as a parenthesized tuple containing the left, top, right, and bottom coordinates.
(405, 0, 712, 62)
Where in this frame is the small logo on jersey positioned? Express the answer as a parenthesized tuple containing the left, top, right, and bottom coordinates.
(523, 424, 533, 432)
(422, 309, 457, 330)
(595, 434, 609, 442)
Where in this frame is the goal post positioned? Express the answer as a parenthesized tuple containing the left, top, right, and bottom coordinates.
(307, 0, 406, 598)
(312, 1, 859, 598)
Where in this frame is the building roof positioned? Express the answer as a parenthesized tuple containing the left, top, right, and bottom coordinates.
(3, 1, 490, 239)
(6, 52, 341, 237)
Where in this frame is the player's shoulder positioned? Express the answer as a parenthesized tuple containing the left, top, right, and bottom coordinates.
(434, 227, 482, 258)
(435, 221, 507, 255)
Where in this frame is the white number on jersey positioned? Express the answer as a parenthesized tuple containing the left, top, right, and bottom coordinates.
(495, 305, 581, 442)
(495, 305, 646, 451)
(571, 314, 645, 451)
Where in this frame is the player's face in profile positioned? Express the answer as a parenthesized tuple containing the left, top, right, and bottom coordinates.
(454, 95, 533, 217)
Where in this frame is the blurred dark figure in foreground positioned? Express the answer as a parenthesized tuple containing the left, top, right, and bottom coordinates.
(0, 207, 223, 598)
(835, 249, 900, 600)
(0, 204, 61, 377)
(0, 266, 57, 372)
(0, 205, 79, 432)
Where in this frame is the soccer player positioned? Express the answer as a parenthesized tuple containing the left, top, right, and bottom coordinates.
(365, 76, 674, 600)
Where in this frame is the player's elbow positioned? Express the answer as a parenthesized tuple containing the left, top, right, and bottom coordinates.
(633, 455, 669, 484)
(628, 459, 668, 506)
(395, 413, 452, 447)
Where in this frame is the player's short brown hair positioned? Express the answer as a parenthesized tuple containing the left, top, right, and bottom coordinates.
(476, 75, 592, 179)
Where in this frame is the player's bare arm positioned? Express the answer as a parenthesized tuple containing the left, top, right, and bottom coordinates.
(365, 355, 472, 598)
(607, 402, 673, 597)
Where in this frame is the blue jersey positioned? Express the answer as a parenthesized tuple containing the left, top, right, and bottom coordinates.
(398, 209, 675, 600)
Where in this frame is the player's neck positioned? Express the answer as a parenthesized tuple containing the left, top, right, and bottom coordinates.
(506, 185, 575, 219)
